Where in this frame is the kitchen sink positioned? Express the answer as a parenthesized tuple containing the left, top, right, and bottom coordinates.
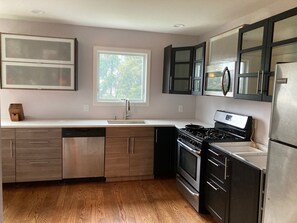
(107, 120, 146, 124)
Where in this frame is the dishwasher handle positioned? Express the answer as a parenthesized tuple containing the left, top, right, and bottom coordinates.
(62, 128, 106, 137)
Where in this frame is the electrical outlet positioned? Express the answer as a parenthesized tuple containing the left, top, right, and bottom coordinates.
(83, 104, 89, 112)
(178, 105, 183, 113)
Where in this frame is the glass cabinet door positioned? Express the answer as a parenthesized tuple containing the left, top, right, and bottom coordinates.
(192, 42, 206, 95)
(171, 47, 193, 94)
(1, 33, 77, 90)
(235, 20, 268, 101)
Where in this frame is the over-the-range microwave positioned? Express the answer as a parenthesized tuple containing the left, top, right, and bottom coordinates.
(204, 61, 236, 97)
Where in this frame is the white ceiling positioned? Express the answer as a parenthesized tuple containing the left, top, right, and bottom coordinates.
(0, 0, 282, 36)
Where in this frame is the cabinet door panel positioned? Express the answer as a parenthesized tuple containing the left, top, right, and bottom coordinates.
(129, 137, 154, 176)
(273, 14, 297, 42)
(270, 42, 297, 71)
(238, 76, 259, 95)
(175, 50, 191, 62)
(105, 137, 130, 177)
(16, 159, 62, 182)
(173, 80, 189, 92)
(240, 50, 263, 74)
(1, 139, 16, 183)
(174, 64, 190, 78)
(242, 27, 265, 50)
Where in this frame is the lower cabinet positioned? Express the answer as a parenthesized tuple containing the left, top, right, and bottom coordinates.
(229, 157, 262, 223)
(204, 146, 230, 223)
(15, 128, 62, 182)
(204, 146, 264, 223)
(1, 129, 16, 183)
(105, 127, 154, 180)
(154, 127, 176, 178)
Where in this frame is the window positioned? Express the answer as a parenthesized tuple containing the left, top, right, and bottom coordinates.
(93, 46, 151, 105)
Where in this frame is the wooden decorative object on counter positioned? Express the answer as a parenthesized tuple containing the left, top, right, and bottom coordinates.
(9, 104, 25, 121)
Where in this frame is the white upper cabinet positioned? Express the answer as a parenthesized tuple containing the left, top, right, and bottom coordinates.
(1, 33, 77, 90)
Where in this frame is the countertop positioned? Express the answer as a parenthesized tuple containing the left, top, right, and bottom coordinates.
(210, 141, 268, 171)
(1, 118, 212, 129)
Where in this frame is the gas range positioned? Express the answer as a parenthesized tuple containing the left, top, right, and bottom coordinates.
(176, 110, 253, 213)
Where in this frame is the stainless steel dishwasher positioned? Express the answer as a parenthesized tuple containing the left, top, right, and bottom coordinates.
(62, 128, 105, 179)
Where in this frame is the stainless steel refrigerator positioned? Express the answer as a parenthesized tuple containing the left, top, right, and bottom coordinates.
(263, 62, 297, 223)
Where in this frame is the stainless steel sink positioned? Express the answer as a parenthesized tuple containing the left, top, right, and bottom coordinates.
(107, 120, 146, 124)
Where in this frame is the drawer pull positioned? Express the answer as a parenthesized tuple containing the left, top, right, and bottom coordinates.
(209, 149, 220, 157)
(28, 130, 49, 133)
(224, 157, 228, 180)
(29, 161, 49, 165)
(29, 141, 49, 144)
(207, 181, 219, 191)
(208, 159, 220, 167)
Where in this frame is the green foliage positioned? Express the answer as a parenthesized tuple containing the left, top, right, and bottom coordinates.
(97, 52, 145, 101)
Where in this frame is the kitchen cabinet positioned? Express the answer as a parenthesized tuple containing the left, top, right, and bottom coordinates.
(1, 33, 78, 90)
(235, 7, 297, 101)
(1, 128, 16, 183)
(192, 43, 206, 95)
(162, 43, 206, 95)
(105, 127, 154, 181)
(154, 127, 176, 178)
(15, 128, 62, 182)
(229, 157, 263, 223)
(204, 147, 230, 223)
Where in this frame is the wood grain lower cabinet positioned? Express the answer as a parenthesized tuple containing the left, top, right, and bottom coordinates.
(1, 129, 16, 183)
(105, 127, 154, 180)
(15, 128, 62, 182)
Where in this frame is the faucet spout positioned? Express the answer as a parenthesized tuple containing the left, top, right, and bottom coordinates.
(121, 99, 130, 120)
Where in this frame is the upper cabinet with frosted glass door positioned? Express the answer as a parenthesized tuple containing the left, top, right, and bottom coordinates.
(1, 33, 77, 90)
(235, 7, 297, 101)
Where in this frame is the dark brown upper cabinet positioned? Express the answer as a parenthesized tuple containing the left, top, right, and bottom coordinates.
(162, 42, 206, 95)
(235, 7, 297, 101)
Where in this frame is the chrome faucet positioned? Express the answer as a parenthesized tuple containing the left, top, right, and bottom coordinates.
(121, 99, 130, 120)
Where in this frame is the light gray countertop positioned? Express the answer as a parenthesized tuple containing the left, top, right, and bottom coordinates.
(1, 118, 212, 129)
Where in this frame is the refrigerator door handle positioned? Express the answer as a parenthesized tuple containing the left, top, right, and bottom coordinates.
(276, 78, 288, 84)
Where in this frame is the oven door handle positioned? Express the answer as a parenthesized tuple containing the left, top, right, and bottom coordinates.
(177, 139, 201, 156)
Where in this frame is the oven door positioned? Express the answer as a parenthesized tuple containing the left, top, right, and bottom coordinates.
(177, 139, 201, 191)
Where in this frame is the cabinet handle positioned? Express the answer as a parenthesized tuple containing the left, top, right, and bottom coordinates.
(131, 138, 135, 154)
(169, 76, 173, 91)
(29, 161, 49, 165)
(208, 159, 220, 167)
(10, 140, 14, 158)
(224, 157, 228, 180)
(127, 138, 130, 154)
(155, 129, 158, 143)
(189, 76, 192, 91)
(207, 181, 219, 191)
(209, 149, 220, 157)
(256, 71, 260, 93)
(260, 70, 264, 94)
(29, 141, 49, 144)
(28, 130, 49, 133)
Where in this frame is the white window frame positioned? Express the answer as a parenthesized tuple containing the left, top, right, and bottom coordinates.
(93, 46, 151, 106)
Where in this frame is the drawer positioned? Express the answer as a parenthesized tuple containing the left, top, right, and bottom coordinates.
(16, 128, 61, 139)
(1, 128, 15, 139)
(16, 143, 61, 160)
(106, 127, 154, 137)
(206, 156, 227, 185)
(16, 159, 62, 182)
(208, 146, 227, 164)
(205, 177, 228, 223)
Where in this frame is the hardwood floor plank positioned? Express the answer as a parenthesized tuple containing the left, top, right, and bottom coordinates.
(3, 179, 215, 223)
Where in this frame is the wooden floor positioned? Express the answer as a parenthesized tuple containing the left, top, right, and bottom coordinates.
(3, 179, 215, 223)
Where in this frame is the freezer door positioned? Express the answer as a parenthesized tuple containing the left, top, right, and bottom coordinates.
(270, 62, 297, 146)
(263, 140, 297, 223)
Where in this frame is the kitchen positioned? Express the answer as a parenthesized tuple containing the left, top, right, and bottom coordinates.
(0, 0, 296, 222)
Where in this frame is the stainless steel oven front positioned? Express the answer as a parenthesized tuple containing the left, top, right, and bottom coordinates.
(176, 138, 202, 212)
(177, 139, 201, 190)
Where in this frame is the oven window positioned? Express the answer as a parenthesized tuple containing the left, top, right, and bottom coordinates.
(180, 147, 197, 180)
